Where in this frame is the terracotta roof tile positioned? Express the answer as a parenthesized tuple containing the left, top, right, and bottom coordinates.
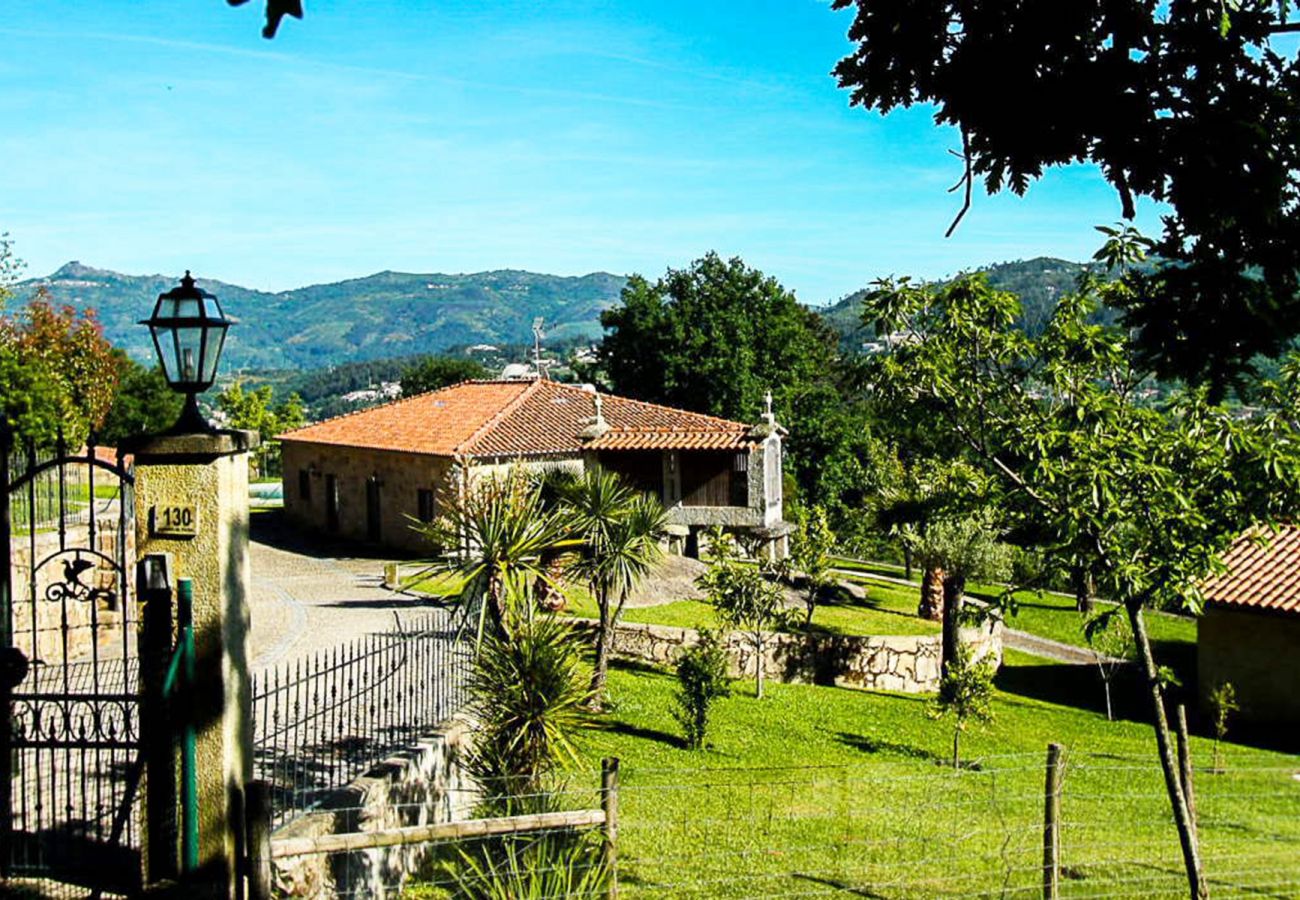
(278, 379, 759, 459)
(1202, 524, 1300, 616)
(278, 381, 531, 456)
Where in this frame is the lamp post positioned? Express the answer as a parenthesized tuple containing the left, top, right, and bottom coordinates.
(139, 271, 233, 434)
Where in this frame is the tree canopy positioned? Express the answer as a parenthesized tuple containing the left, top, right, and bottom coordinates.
(834, 0, 1300, 391)
(399, 355, 488, 396)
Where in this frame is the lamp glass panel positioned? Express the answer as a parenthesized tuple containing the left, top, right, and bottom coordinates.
(201, 326, 228, 383)
(151, 327, 178, 383)
(174, 326, 203, 384)
(175, 297, 201, 318)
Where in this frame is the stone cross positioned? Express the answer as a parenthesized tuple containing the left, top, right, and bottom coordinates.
(763, 390, 776, 426)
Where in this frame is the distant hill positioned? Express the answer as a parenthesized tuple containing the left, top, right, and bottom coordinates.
(13, 256, 1106, 370)
(14, 262, 628, 371)
(819, 257, 1106, 347)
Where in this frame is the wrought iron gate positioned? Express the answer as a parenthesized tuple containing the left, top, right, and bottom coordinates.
(1, 426, 143, 897)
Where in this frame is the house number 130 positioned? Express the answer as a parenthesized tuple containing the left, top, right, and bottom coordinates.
(153, 504, 198, 537)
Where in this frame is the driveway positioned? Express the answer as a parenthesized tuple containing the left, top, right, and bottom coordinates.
(247, 510, 447, 671)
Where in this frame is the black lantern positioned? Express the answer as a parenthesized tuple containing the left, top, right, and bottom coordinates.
(140, 271, 233, 433)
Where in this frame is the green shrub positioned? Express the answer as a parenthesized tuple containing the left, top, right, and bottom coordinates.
(415, 832, 609, 899)
(929, 642, 996, 768)
(464, 614, 591, 811)
(673, 629, 731, 749)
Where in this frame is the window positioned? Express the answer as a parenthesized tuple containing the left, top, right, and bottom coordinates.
(298, 469, 312, 502)
(417, 488, 435, 523)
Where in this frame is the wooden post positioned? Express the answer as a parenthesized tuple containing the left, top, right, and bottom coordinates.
(601, 757, 620, 900)
(1042, 743, 1064, 900)
(1175, 704, 1198, 833)
(245, 780, 274, 900)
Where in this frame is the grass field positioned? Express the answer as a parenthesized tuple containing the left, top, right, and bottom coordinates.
(558, 651, 1300, 898)
(832, 557, 1198, 651)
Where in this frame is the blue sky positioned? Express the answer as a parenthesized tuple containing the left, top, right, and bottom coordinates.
(0, 0, 1162, 305)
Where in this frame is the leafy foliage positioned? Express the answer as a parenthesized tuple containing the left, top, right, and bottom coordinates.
(463, 613, 591, 808)
(834, 1, 1300, 389)
(672, 629, 731, 750)
(400, 355, 488, 396)
(1083, 610, 1136, 722)
(860, 242, 1300, 893)
(215, 381, 306, 477)
(697, 530, 786, 699)
(414, 466, 576, 641)
(789, 505, 836, 627)
(1207, 681, 1239, 774)
(929, 642, 996, 769)
(0, 290, 124, 446)
(98, 353, 185, 444)
(429, 832, 609, 900)
(557, 467, 666, 706)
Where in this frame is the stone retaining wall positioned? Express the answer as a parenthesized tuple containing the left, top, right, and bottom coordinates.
(272, 716, 477, 899)
(584, 617, 1002, 693)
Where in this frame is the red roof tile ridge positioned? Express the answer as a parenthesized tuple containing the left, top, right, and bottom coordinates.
(455, 378, 548, 456)
(277, 378, 489, 441)
(544, 380, 751, 431)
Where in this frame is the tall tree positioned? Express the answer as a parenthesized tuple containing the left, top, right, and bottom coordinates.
(833, 1, 1300, 392)
(0, 290, 124, 447)
(861, 239, 1300, 898)
(599, 253, 852, 508)
(216, 381, 306, 477)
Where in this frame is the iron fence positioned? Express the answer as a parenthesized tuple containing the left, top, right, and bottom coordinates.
(252, 612, 471, 827)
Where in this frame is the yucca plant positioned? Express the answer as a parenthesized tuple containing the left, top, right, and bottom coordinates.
(434, 832, 609, 899)
(411, 466, 577, 641)
(465, 613, 592, 809)
(559, 467, 667, 708)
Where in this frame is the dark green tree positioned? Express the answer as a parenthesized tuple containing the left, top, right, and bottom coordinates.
(833, 1, 1300, 392)
(673, 629, 731, 750)
(600, 253, 862, 509)
(98, 353, 185, 445)
(399, 355, 488, 396)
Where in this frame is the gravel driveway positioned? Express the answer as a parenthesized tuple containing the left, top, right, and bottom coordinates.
(247, 511, 446, 671)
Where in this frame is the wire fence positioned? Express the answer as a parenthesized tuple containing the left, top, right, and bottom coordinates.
(281, 750, 1300, 899)
(252, 612, 472, 827)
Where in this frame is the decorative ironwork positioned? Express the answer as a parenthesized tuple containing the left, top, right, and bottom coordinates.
(2, 426, 143, 897)
(252, 612, 470, 827)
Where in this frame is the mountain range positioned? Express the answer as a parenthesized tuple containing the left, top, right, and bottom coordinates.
(15, 262, 628, 371)
(14, 257, 1097, 371)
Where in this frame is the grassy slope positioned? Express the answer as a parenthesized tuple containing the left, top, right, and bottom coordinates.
(566, 652, 1299, 899)
(833, 557, 1197, 649)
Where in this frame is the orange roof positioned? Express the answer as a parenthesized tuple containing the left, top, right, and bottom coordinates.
(278, 379, 758, 459)
(1202, 525, 1300, 616)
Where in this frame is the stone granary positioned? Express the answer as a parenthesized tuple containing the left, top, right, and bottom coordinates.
(278, 379, 789, 557)
(1198, 524, 1300, 724)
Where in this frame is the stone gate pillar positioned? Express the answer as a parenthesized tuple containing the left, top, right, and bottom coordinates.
(132, 430, 258, 898)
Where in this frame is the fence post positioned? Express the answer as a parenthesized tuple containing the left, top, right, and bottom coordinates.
(601, 757, 620, 900)
(245, 780, 274, 900)
(1175, 704, 1198, 832)
(1042, 742, 1063, 900)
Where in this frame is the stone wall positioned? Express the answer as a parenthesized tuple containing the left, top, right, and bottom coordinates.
(585, 617, 1002, 694)
(272, 716, 478, 899)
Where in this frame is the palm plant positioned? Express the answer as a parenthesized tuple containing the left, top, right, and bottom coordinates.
(465, 613, 591, 808)
(412, 466, 575, 641)
(560, 467, 667, 708)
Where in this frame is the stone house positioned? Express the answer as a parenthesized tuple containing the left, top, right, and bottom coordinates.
(278, 379, 789, 556)
(1198, 524, 1300, 724)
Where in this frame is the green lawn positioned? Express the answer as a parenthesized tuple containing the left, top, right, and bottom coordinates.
(558, 651, 1299, 898)
(832, 557, 1198, 651)
(560, 586, 939, 638)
